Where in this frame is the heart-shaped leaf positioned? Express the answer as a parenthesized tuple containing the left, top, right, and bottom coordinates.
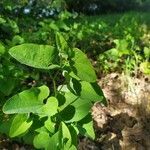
(78, 115, 95, 139)
(46, 131, 60, 150)
(9, 114, 33, 137)
(9, 44, 59, 69)
(80, 81, 106, 103)
(44, 118, 55, 133)
(69, 79, 106, 104)
(59, 92, 92, 122)
(70, 48, 97, 82)
(70, 100, 92, 122)
(3, 85, 49, 114)
(41, 97, 58, 116)
(59, 80, 106, 122)
(33, 131, 50, 149)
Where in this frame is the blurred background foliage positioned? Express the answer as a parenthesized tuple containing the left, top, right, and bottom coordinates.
(0, 0, 150, 18)
(0, 0, 150, 75)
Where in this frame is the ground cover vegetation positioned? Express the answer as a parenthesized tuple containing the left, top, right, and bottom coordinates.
(0, 0, 150, 149)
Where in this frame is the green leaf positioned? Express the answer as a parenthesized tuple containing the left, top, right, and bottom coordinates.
(69, 78, 81, 95)
(68, 145, 77, 150)
(80, 81, 106, 103)
(69, 79, 106, 104)
(33, 131, 50, 149)
(38, 86, 50, 103)
(9, 44, 59, 69)
(22, 131, 35, 145)
(140, 62, 150, 74)
(49, 22, 59, 31)
(44, 118, 55, 133)
(46, 131, 60, 150)
(69, 71, 80, 81)
(56, 32, 68, 52)
(70, 48, 97, 82)
(56, 32, 72, 58)
(59, 80, 106, 122)
(0, 43, 5, 55)
(3, 85, 49, 114)
(82, 121, 95, 139)
(56, 21, 70, 31)
(60, 122, 72, 149)
(59, 92, 77, 111)
(0, 17, 6, 24)
(9, 114, 33, 137)
(9, 19, 19, 33)
(58, 79, 106, 122)
(69, 99, 92, 122)
(105, 48, 119, 60)
(144, 47, 150, 59)
(114, 39, 129, 55)
(68, 125, 78, 147)
(41, 97, 58, 116)
(77, 115, 95, 139)
(35, 126, 48, 133)
(59, 93, 92, 122)
(12, 35, 24, 45)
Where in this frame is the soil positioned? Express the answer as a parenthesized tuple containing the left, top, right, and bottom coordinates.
(79, 73, 150, 150)
(0, 136, 34, 150)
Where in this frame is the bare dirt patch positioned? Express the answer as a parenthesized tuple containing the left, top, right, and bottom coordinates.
(92, 73, 150, 150)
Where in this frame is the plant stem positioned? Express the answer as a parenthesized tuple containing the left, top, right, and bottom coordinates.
(52, 78, 57, 97)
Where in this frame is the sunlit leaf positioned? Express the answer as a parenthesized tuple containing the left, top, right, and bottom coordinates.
(33, 131, 50, 149)
(9, 114, 32, 137)
(70, 48, 97, 82)
(77, 115, 95, 139)
(140, 62, 150, 74)
(41, 97, 58, 116)
(9, 44, 59, 69)
(46, 131, 60, 150)
(60, 122, 72, 148)
(44, 118, 55, 133)
(3, 85, 49, 114)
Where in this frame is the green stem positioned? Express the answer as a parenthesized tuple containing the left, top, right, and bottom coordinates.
(49, 71, 59, 97)
(52, 78, 57, 97)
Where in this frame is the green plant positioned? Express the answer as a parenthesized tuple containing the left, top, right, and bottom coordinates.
(140, 47, 150, 74)
(1, 32, 106, 149)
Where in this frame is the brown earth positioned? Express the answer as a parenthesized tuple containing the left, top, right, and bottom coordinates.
(79, 73, 150, 150)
